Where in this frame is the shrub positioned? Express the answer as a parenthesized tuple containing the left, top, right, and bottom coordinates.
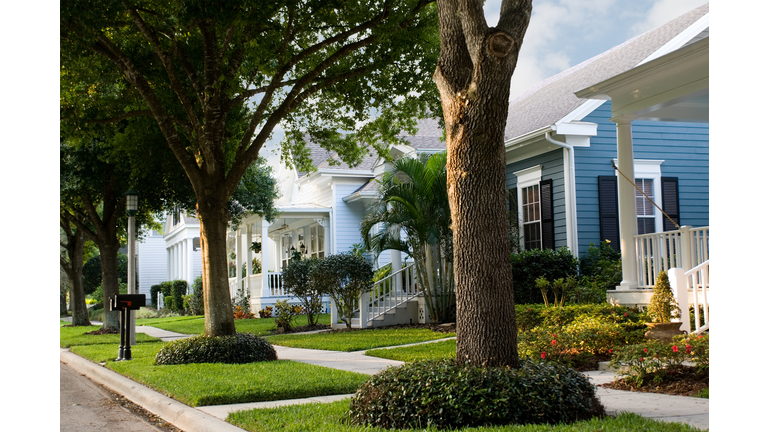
(510, 247, 578, 304)
(349, 359, 604, 429)
(313, 253, 374, 328)
(647, 271, 680, 323)
(154, 333, 277, 365)
(185, 276, 204, 315)
(609, 333, 708, 387)
(231, 285, 251, 315)
(233, 306, 256, 319)
(258, 306, 273, 318)
(274, 300, 296, 331)
(282, 257, 323, 326)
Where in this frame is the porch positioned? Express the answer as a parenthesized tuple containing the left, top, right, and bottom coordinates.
(226, 204, 333, 314)
(607, 225, 709, 334)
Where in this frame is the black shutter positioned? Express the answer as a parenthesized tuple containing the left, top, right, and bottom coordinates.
(661, 177, 680, 231)
(598, 176, 620, 251)
(508, 187, 518, 223)
(540, 179, 555, 250)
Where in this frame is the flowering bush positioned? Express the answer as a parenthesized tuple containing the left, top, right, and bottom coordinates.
(274, 300, 296, 331)
(609, 333, 709, 387)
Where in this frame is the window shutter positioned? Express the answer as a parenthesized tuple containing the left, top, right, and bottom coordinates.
(598, 176, 620, 251)
(661, 177, 680, 231)
(540, 179, 555, 249)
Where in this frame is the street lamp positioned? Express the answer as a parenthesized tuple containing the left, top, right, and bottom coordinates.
(125, 189, 138, 348)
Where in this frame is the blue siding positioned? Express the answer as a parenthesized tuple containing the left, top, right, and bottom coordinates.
(333, 181, 369, 254)
(575, 101, 709, 256)
(505, 149, 567, 248)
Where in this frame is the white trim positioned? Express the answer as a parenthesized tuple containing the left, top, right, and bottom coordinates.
(636, 14, 709, 66)
(613, 159, 664, 234)
(513, 165, 542, 189)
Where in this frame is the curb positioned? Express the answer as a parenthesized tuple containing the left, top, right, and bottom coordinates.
(60, 348, 246, 432)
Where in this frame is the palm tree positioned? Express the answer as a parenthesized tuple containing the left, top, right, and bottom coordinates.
(361, 152, 455, 323)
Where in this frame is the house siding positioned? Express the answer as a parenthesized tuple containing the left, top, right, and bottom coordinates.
(505, 149, 568, 249)
(138, 230, 168, 297)
(575, 101, 709, 256)
(332, 179, 369, 254)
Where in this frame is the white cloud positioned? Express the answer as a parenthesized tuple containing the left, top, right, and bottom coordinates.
(630, 0, 708, 35)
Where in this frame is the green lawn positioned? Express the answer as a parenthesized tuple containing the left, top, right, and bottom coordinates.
(69, 341, 368, 407)
(60, 323, 161, 348)
(265, 328, 455, 352)
(227, 399, 703, 432)
(365, 338, 456, 362)
(136, 313, 330, 336)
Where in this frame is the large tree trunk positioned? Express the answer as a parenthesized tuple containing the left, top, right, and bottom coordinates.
(197, 199, 236, 336)
(61, 229, 92, 326)
(99, 239, 121, 330)
(434, 0, 532, 368)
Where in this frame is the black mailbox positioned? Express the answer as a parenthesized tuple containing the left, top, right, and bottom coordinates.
(109, 294, 146, 311)
(109, 294, 146, 361)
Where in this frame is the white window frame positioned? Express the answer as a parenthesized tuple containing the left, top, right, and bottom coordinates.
(613, 159, 664, 234)
(513, 165, 543, 250)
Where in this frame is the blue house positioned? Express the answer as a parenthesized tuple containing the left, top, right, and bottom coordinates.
(502, 3, 709, 323)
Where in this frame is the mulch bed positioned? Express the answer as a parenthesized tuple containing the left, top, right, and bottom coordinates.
(600, 366, 708, 397)
(84, 328, 119, 335)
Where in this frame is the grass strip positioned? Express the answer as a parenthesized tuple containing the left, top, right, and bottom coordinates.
(227, 399, 703, 432)
(265, 328, 455, 352)
(69, 342, 368, 407)
(137, 313, 330, 336)
(365, 339, 457, 362)
(60, 324, 161, 348)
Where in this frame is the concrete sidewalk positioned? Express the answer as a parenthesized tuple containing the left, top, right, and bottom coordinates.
(62, 325, 709, 431)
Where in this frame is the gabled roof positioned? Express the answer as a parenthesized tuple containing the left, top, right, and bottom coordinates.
(503, 3, 708, 141)
(296, 140, 379, 178)
(397, 117, 445, 151)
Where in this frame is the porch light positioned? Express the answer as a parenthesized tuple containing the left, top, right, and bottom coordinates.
(125, 189, 139, 216)
(300, 243, 306, 254)
(290, 245, 296, 255)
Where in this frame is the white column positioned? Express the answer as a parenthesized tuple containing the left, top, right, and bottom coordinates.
(262, 221, 271, 296)
(166, 247, 171, 281)
(236, 229, 243, 282)
(613, 115, 639, 290)
(321, 218, 331, 256)
(186, 237, 194, 289)
(246, 225, 253, 294)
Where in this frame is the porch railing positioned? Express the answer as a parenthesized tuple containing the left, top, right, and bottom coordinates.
(669, 260, 710, 335)
(635, 226, 709, 288)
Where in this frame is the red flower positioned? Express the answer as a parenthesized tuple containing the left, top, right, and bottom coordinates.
(643, 348, 648, 353)
(541, 352, 546, 359)
(624, 313, 628, 317)
(527, 308, 531, 312)
(672, 345, 679, 352)
(608, 349, 613, 354)
(551, 340, 557, 346)
(640, 357, 645, 361)
(685, 345, 692, 354)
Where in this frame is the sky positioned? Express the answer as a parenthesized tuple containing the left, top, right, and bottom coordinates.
(483, 0, 710, 100)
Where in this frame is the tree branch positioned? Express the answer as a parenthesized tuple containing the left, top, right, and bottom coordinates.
(83, 110, 153, 124)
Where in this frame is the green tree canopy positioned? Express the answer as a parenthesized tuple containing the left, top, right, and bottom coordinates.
(61, 0, 442, 336)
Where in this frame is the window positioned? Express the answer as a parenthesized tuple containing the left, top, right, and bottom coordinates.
(522, 184, 542, 250)
(512, 165, 555, 251)
(635, 178, 655, 235)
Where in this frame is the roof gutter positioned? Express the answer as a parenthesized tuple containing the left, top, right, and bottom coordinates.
(544, 130, 579, 256)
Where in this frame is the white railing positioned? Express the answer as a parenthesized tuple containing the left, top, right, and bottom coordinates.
(229, 276, 248, 299)
(669, 260, 710, 335)
(346, 263, 421, 328)
(267, 272, 286, 296)
(635, 226, 709, 288)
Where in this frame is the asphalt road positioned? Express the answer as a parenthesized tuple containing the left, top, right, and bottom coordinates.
(60, 361, 183, 432)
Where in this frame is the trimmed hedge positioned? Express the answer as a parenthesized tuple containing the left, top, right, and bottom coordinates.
(349, 359, 605, 429)
(154, 333, 277, 365)
(510, 248, 578, 304)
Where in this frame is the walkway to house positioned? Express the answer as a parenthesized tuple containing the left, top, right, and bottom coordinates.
(60, 324, 709, 432)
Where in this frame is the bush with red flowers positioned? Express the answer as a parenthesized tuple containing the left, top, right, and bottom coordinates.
(609, 333, 709, 387)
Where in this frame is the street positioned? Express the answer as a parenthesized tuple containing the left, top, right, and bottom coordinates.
(60, 361, 182, 432)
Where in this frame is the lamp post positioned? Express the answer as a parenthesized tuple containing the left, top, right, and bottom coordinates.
(125, 189, 138, 345)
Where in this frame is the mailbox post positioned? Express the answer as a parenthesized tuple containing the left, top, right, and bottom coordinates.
(109, 294, 146, 360)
